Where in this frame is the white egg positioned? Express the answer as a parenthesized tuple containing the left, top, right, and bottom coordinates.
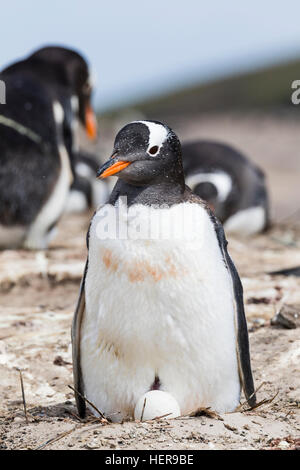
(134, 390, 181, 421)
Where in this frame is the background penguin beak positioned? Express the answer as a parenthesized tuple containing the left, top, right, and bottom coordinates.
(97, 157, 131, 179)
(85, 105, 98, 140)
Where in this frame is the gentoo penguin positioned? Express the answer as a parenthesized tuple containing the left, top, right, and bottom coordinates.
(182, 140, 270, 236)
(72, 120, 256, 421)
(0, 73, 73, 249)
(2, 46, 101, 211)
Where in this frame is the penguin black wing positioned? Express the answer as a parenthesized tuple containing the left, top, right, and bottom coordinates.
(72, 217, 97, 418)
(71, 261, 88, 418)
(184, 188, 256, 408)
(212, 214, 256, 408)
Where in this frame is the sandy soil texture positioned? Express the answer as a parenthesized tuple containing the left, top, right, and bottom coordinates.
(0, 211, 299, 450)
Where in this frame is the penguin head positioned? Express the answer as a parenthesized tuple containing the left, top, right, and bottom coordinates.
(29, 46, 98, 139)
(97, 120, 184, 186)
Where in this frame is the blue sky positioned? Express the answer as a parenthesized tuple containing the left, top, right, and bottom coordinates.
(1, 0, 300, 110)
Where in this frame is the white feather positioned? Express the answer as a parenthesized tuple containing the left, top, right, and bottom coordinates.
(81, 201, 240, 421)
(70, 95, 79, 114)
(65, 189, 88, 213)
(132, 121, 168, 155)
(24, 144, 73, 249)
(75, 162, 94, 179)
(70, 96, 79, 152)
(224, 206, 266, 235)
(52, 101, 64, 125)
(185, 171, 232, 202)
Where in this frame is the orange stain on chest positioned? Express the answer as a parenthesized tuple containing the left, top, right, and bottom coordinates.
(101, 248, 182, 283)
(102, 249, 118, 272)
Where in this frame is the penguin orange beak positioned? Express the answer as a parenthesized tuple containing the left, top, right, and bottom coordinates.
(97, 155, 131, 179)
(85, 105, 97, 140)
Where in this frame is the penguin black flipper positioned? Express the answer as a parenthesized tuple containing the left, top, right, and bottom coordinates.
(72, 216, 97, 418)
(212, 214, 256, 408)
(71, 261, 88, 418)
(184, 189, 256, 407)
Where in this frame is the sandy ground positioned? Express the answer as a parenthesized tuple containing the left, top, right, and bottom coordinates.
(0, 211, 299, 451)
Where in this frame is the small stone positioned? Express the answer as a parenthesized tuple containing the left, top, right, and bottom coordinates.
(223, 423, 238, 432)
(13, 416, 23, 423)
(53, 355, 71, 366)
(271, 304, 300, 329)
(278, 440, 290, 449)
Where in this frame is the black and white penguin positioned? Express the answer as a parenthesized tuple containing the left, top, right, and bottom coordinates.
(2, 46, 102, 211)
(72, 120, 256, 421)
(182, 140, 270, 235)
(0, 73, 72, 249)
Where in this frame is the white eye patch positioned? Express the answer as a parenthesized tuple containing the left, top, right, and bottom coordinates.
(132, 121, 169, 156)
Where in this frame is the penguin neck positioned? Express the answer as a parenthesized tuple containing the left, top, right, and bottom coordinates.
(109, 179, 186, 207)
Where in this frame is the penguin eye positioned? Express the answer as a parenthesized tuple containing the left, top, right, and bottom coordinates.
(148, 146, 159, 156)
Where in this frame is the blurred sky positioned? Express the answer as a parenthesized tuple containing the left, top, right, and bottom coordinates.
(1, 0, 300, 111)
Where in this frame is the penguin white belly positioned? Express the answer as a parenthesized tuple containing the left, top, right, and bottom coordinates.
(24, 145, 73, 249)
(81, 202, 240, 421)
(224, 206, 266, 235)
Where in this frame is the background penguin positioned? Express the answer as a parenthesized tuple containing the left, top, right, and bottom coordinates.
(72, 120, 256, 422)
(0, 72, 72, 249)
(65, 150, 109, 213)
(182, 140, 270, 235)
(2, 46, 104, 212)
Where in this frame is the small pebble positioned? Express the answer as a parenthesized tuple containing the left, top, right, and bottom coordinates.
(13, 416, 23, 423)
(278, 440, 290, 449)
